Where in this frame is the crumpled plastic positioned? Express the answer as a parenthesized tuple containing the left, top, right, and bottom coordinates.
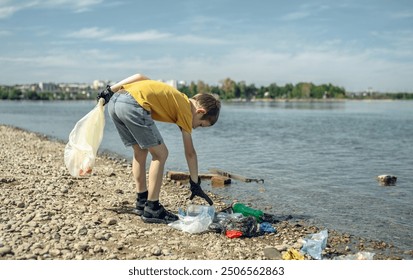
(282, 248, 305, 260)
(300, 229, 328, 260)
(259, 222, 276, 233)
(169, 205, 215, 234)
(223, 215, 258, 237)
(64, 99, 105, 177)
(225, 230, 243, 239)
(334, 251, 375, 260)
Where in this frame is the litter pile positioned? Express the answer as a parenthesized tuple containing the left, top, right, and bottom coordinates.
(169, 203, 375, 260)
(169, 203, 275, 237)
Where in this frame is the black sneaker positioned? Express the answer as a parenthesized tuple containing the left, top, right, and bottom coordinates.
(141, 204, 179, 224)
(133, 199, 146, 216)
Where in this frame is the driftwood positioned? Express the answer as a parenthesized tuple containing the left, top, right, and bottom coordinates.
(166, 169, 264, 185)
(166, 171, 215, 181)
(209, 168, 264, 183)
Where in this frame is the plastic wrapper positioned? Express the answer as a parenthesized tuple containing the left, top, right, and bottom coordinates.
(334, 251, 375, 260)
(169, 205, 215, 234)
(223, 215, 258, 237)
(300, 229, 328, 260)
(282, 248, 305, 260)
(64, 99, 105, 177)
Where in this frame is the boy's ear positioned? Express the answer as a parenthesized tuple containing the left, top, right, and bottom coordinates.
(196, 108, 206, 114)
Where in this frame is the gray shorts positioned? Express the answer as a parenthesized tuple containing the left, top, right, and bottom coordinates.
(108, 91, 164, 149)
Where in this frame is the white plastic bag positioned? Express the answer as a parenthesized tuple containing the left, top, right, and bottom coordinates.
(169, 205, 215, 234)
(64, 99, 105, 177)
(300, 229, 328, 260)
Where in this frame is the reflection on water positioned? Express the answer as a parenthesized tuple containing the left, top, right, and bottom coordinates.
(242, 100, 346, 110)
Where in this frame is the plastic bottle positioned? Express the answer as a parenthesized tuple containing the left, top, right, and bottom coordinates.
(232, 203, 264, 222)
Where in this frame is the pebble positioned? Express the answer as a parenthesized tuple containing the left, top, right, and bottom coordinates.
(0, 246, 12, 256)
(263, 247, 283, 260)
(106, 218, 117, 226)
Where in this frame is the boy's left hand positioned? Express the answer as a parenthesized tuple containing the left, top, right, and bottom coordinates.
(97, 85, 114, 105)
(189, 178, 213, 205)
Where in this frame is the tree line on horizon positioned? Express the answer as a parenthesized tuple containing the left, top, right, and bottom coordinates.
(1, 78, 413, 100)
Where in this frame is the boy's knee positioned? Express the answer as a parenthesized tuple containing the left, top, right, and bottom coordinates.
(150, 145, 168, 162)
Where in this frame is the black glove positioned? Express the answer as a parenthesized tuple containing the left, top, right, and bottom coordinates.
(97, 85, 114, 105)
(189, 177, 213, 205)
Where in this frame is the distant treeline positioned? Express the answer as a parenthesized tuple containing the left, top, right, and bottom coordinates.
(1, 78, 413, 100)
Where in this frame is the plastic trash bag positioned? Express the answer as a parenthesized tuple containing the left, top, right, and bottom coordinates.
(223, 215, 258, 237)
(64, 99, 105, 177)
(169, 205, 215, 234)
(300, 229, 328, 260)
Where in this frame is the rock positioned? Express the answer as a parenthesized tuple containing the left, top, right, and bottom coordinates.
(74, 243, 89, 251)
(274, 244, 289, 251)
(0, 246, 12, 256)
(151, 246, 162, 256)
(49, 249, 61, 257)
(77, 226, 88, 235)
(17, 202, 25, 208)
(106, 218, 117, 226)
(263, 247, 283, 260)
(377, 175, 397, 186)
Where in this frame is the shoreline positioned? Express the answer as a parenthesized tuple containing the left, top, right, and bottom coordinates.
(1, 124, 411, 260)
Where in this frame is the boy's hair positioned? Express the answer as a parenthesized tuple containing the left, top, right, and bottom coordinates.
(192, 93, 221, 126)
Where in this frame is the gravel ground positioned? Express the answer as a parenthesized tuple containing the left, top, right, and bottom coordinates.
(1, 125, 411, 260)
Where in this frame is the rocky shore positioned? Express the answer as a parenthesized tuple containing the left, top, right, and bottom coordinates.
(1, 125, 411, 260)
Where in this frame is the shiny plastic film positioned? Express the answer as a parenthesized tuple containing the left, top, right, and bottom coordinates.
(64, 99, 105, 177)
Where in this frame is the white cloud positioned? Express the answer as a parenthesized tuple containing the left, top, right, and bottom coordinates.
(66, 28, 172, 42)
(0, 0, 102, 18)
(175, 34, 228, 45)
(66, 27, 111, 39)
(106, 30, 172, 42)
(65, 27, 227, 44)
(390, 11, 413, 19)
(281, 11, 311, 21)
(40, 0, 103, 13)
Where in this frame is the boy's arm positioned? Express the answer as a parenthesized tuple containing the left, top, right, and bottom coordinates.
(181, 130, 198, 182)
(182, 130, 214, 205)
(110, 73, 150, 92)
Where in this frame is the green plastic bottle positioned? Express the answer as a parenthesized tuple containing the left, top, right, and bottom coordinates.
(232, 203, 264, 222)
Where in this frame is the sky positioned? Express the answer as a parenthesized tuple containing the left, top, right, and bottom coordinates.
(0, 0, 412, 92)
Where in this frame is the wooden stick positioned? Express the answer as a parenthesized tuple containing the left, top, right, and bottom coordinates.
(208, 168, 264, 183)
(166, 171, 215, 181)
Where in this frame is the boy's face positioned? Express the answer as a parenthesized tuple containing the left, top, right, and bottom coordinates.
(192, 108, 211, 129)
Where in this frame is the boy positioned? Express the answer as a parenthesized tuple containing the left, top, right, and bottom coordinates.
(97, 73, 221, 224)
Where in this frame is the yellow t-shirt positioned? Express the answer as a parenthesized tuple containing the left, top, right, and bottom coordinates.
(122, 80, 192, 133)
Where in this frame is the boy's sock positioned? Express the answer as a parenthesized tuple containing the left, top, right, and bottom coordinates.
(134, 191, 148, 216)
(137, 190, 148, 203)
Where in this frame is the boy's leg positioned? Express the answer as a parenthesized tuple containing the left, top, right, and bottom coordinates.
(147, 143, 168, 201)
(142, 143, 178, 224)
(132, 144, 148, 215)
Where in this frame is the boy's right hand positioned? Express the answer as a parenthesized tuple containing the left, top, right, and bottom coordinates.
(97, 85, 114, 105)
(189, 178, 213, 205)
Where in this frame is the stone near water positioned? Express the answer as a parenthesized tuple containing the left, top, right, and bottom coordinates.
(377, 175, 397, 186)
(263, 247, 283, 260)
(0, 246, 12, 256)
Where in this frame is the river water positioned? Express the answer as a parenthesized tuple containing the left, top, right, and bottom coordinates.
(1, 99, 412, 250)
